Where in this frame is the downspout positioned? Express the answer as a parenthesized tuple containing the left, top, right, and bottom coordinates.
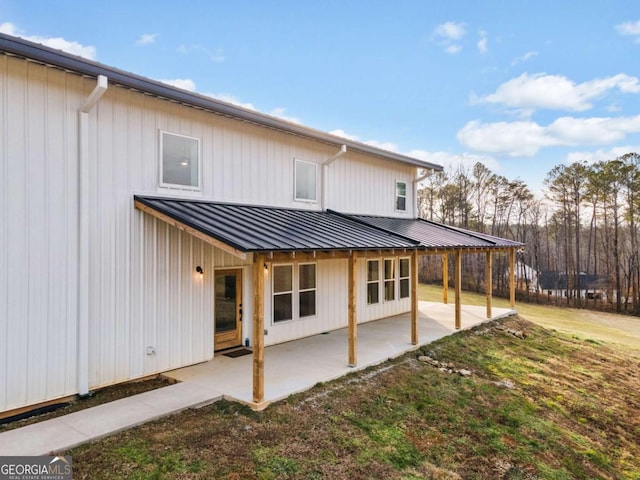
(321, 144, 347, 211)
(412, 168, 432, 218)
(77, 75, 108, 396)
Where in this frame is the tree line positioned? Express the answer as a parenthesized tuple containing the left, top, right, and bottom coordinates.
(417, 152, 640, 315)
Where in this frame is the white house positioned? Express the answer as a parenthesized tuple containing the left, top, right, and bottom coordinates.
(0, 32, 520, 414)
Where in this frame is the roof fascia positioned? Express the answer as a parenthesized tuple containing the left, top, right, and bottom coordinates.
(0, 33, 442, 172)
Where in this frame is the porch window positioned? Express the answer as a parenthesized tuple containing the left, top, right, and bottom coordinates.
(295, 159, 317, 202)
(299, 263, 317, 318)
(399, 258, 410, 299)
(396, 181, 407, 211)
(384, 259, 396, 301)
(273, 265, 293, 322)
(367, 260, 380, 305)
(160, 131, 200, 190)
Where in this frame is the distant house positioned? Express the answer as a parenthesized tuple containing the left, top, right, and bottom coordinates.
(0, 32, 521, 415)
(539, 271, 607, 300)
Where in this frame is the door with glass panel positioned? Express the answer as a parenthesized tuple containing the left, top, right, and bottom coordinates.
(214, 269, 243, 351)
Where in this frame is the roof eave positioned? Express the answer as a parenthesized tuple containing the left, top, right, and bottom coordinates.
(0, 33, 442, 172)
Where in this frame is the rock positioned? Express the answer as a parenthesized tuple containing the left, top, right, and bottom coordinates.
(458, 369, 472, 376)
(493, 379, 515, 389)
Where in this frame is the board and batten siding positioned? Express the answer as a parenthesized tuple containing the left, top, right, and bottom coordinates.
(261, 256, 411, 347)
(1, 53, 421, 413)
(325, 152, 416, 216)
(0, 56, 84, 412)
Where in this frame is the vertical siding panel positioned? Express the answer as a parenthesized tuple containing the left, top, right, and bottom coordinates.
(6, 58, 29, 409)
(0, 55, 7, 410)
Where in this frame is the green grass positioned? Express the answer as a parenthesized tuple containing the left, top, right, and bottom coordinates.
(69, 313, 640, 479)
(419, 282, 640, 350)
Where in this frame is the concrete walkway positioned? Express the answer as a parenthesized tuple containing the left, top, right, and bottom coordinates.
(0, 301, 514, 455)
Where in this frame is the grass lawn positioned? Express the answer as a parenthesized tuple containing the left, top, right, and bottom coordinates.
(68, 305, 640, 479)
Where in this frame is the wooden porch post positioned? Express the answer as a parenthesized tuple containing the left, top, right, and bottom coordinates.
(348, 252, 357, 367)
(442, 253, 449, 304)
(509, 248, 516, 309)
(411, 250, 418, 345)
(454, 251, 461, 330)
(253, 254, 265, 404)
(486, 250, 493, 319)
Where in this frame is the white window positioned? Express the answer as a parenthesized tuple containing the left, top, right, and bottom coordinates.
(160, 131, 200, 190)
(367, 260, 380, 305)
(396, 181, 407, 211)
(384, 259, 396, 301)
(399, 258, 410, 299)
(295, 159, 317, 202)
(273, 265, 293, 323)
(272, 263, 317, 323)
(299, 263, 316, 318)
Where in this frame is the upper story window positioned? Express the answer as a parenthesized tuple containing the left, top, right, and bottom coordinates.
(396, 181, 407, 211)
(160, 131, 201, 190)
(295, 159, 317, 202)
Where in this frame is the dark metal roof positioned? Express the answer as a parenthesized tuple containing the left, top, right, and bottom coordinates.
(134, 196, 419, 252)
(345, 214, 523, 249)
(0, 32, 442, 172)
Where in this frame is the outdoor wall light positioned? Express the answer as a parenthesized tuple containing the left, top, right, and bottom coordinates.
(264, 262, 269, 270)
(196, 266, 204, 277)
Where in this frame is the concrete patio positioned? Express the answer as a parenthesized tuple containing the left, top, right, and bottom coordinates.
(0, 301, 515, 456)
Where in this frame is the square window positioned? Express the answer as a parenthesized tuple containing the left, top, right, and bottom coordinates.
(274, 293, 293, 322)
(295, 159, 317, 202)
(299, 290, 316, 317)
(160, 132, 200, 189)
(299, 264, 316, 290)
(273, 265, 293, 293)
(396, 181, 407, 211)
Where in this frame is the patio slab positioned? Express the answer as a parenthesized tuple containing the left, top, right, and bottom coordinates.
(0, 301, 515, 455)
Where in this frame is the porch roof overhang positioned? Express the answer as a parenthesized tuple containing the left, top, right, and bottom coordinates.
(134, 196, 420, 260)
(343, 213, 524, 251)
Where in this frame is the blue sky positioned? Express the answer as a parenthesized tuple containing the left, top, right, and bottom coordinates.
(2, 0, 640, 194)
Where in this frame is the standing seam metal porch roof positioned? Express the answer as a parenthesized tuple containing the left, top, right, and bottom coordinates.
(134, 196, 419, 252)
(344, 214, 523, 249)
(134, 196, 522, 254)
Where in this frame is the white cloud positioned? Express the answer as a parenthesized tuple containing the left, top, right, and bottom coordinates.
(458, 115, 640, 157)
(615, 19, 640, 43)
(269, 107, 301, 124)
(478, 73, 640, 112)
(207, 93, 256, 110)
(0, 22, 96, 59)
(329, 129, 398, 151)
(511, 51, 538, 66)
(136, 33, 158, 45)
(477, 30, 488, 54)
(434, 21, 466, 40)
(433, 21, 465, 54)
(445, 44, 462, 54)
(177, 44, 225, 63)
(566, 145, 640, 164)
(407, 150, 501, 173)
(158, 78, 197, 91)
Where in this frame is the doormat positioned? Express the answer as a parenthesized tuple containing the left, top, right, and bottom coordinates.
(223, 348, 253, 358)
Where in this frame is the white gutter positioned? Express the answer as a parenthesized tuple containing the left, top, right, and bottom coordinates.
(77, 75, 108, 396)
(412, 168, 433, 218)
(321, 145, 347, 211)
